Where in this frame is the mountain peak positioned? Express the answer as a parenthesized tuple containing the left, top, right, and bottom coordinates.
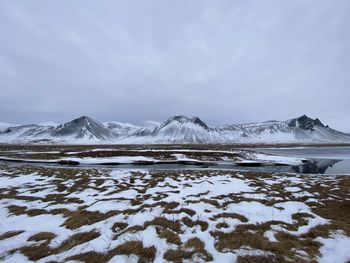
(51, 116, 113, 139)
(162, 115, 209, 129)
(71, 116, 94, 123)
(288, 115, 325, 131)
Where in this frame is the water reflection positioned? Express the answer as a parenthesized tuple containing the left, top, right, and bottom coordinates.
(292, 159, 340, 174)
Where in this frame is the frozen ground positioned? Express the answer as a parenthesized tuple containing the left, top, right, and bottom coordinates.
(0, 163, 349, 262)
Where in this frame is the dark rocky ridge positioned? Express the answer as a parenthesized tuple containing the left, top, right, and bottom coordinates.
(288, 115, 325, 131)
(157, 115, 209, 130)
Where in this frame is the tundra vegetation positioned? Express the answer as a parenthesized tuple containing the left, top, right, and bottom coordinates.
(0, 145, 349, 262)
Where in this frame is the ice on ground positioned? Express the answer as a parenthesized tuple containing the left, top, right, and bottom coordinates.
(254, 153, 304, 165)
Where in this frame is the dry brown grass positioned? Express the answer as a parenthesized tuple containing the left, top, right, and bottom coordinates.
(237, 255, 284, 263)
(7, 205, 27, 216)
(114, 240, 156, 263)
(65, 251, 107, 263)
(163, 201, 180, 210)
(163, 249, 194, 263)
(216, 222, 229, 229)
(7, 204, 57, 218)
(312, 200, 350, 236)
(26, 208, 49, 217)
(27, 232, 56, 242)
(43, 193, 83, 204)
(164, 207, 196, 217)
(164, 237, 213, 262)
(55, 230, 100, 253)
(62, 209, 118, 229)
(184, 237, 205, 250)
(112, 222, 128, 233)
(49, 208, 70, 215)
(211, 212, 248, 223)
(144, 217, 182, 233)
(15, 230, 100, 261)
(66, 240, 156, 263)
(182, 217, 208, 231)
(186, 198, 221, 207)
(19, 243, 52, 260)
(157, 228, 182, 245)
(210, 220, 332, 262)
(0, 230, 24, 240)
(292, 212, 315, 226)
(300, 224, 332, 239)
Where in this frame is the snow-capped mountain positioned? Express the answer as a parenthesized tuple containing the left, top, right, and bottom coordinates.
(218, 115, 350, 143)
(0, 122, 18, 132)
(0, 114, 349, 144)
(147, 116, 222, 143)
(103, 121, 144, 137)
(50, 116, 114, 140)
(0, 116, 115, 143)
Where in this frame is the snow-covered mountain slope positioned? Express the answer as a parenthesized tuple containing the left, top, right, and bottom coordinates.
(0, 124, 55, 143)
(218, 115, 350, 143)
(39, 121, 59, 127)
(103, 121, 145, 137)
(0, 116, 115, 143)
(147, 116, 223, 143)
(0, 122, 18, 132)
(50, 116, 115, 141)
(0, 114, 349, 144)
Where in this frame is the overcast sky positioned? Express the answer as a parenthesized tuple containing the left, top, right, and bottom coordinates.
(0, 0, 349, 131)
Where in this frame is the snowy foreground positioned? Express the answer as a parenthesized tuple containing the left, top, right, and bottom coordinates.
(0, 165, 350, 262)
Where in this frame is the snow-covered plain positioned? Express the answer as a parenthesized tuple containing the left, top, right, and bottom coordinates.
(0, 164, 349, 262)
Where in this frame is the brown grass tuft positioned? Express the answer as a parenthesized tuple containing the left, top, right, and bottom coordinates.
(211, 212, 248, 223)
(114, 240, 156, 262)
(28, 232, 56, 242)
(112, 222, 128, 232)
(164, 237, 213, 262)
(66, 251, 106, 263)
(237, 255, 284, 263)
(0, 230, 24, 241)
(216, 222, 229, 229)
(7, 205, 27, 216)
(145, 217, 182, 233)
(19, 243, 52, 260)
(163, 249, 193, 263)
(55, 230, 101, 253)
(182, 217, 208, 231)
(62, 209, 118, 229)
(157, 229, 182, 245)
(184, 237, 205, 250)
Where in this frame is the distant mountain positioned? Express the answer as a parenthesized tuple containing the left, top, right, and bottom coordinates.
(0, 114, 349, 144)
(0, 116, 115, 143)
(50, 116, 114, 140)
(148, 116, 222, 143)
(0, 122, 18, 132)
(103, 121, 144, 137)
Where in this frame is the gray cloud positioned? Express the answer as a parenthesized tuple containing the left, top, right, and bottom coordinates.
(0, 0, 349, 131)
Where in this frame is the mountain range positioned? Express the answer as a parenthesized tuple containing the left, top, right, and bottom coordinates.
(0, 115, 349, 144)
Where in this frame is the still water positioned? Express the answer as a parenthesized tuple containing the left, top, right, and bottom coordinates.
(2, 147, 350, 175)
(255, 146, 350, 175)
